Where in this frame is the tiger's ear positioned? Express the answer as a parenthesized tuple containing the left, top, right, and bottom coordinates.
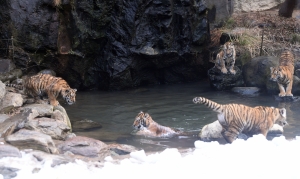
(144, 113, 149, 118)
(74, 89, 77, 92)
(279, 108, 286, 117)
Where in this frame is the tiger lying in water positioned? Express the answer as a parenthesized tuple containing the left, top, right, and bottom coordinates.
(132, 111, 182, 138)
(270, 50, 295, 97)
(193, 97, 287, 143)
(6, 73, 77, 106)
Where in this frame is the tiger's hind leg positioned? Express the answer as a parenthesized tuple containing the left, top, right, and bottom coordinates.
(221, 125, 243, 143)
(227, 58, 236, 75)
(285, 81, 293, 96)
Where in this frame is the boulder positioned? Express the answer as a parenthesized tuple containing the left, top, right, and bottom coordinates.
(107, 143, 138, 156)
(231, 87, 261, 96)
(243, 56, 279, 94)
(24, 117, 71, 140)
(198, 120, 223, 140)
(232, 0, 284, 13)
(0, 69, 22, 83)
(208, 66, 244, 90)
(71, 119, 102, 131)
(5, 129, 58, 154)
(0, 144, 21, 159)
(22, 104, 54, 117)
(53, 105, 72, 131)
(23, 104, 72, 132)
(57, 136, 107, 158)
(0, 109, 39, 138)
(199, 120, 284, 140)
(1, 92, 23, 110)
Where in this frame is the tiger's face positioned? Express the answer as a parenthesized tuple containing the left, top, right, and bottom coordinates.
(62, 88, 77, 105)
(133, 111, 152, 130)
(269, 67, 282, 82)
(223, 42, 235, 57)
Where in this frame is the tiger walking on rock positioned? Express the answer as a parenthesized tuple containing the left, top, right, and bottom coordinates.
(270, 50, 295, 97)
(6, 73, 77, 107)
(193, 97, 287, 143)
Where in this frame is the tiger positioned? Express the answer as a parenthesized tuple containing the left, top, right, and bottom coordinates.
(6, 73, 77, 106)
(211, 42, 236, 75)
(270, 50, 295, 97)
(132, 111, 182, 138)
(193, 97, 287, 143)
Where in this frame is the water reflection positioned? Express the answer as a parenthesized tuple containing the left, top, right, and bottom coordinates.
(63, 81, 300, 152)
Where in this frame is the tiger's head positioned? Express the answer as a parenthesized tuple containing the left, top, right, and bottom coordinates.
(275, 107, 288, 127)
(62, 88, 77, 105)
(223, 42, 235, 58)
(269, 67, 282, 82)
(132, 111, 153, 130)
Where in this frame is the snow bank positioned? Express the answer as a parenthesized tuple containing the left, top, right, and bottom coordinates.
(1, 134, 299, 179)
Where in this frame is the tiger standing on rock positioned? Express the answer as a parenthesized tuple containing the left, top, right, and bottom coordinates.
(193, 97, 287, 143)
(270, 50, 295, 97)
(132, 111, 183, 138)
(211, 42, 236, 75)
(6, 73, 77, 107)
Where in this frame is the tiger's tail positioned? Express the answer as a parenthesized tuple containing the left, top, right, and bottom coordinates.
(5, 83, 23, 90)
(193, 97, 223, 113)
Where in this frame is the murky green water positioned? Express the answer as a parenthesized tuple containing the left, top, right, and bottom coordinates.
(63, 81, 300, 152)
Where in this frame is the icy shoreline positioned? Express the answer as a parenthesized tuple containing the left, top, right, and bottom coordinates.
(1, 134, 299, 179)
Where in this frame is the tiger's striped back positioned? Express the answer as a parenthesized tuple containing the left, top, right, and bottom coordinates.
(279, 50, 294, 70)
(193, 97, 287, 143)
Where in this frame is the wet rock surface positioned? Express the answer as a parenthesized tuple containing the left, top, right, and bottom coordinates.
(231, 87, 261, 96)
(274, 95, 300, 102)
(71, 119, 102, 131)
(57, 136, 108, 158)
(207, 66, 244, 90)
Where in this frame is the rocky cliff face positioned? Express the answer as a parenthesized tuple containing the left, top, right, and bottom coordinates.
(0, 0, 210, 90)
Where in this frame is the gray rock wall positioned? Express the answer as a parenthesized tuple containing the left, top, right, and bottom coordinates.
(0, 0, 210, 90)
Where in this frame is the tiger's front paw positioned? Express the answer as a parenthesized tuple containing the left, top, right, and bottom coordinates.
(221, 68, 228, 74)
(286, 93, 293, 97)
(279, 93, 286, 97)
(229, 69, 236, 75)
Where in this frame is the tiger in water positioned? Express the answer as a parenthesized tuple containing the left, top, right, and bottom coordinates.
(132, 111, 183, 138)
(193, 97, 287, 143)
(6, 73, 77, 106)
(211, 42, 236, 75)
(270, 50, 295, 97)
